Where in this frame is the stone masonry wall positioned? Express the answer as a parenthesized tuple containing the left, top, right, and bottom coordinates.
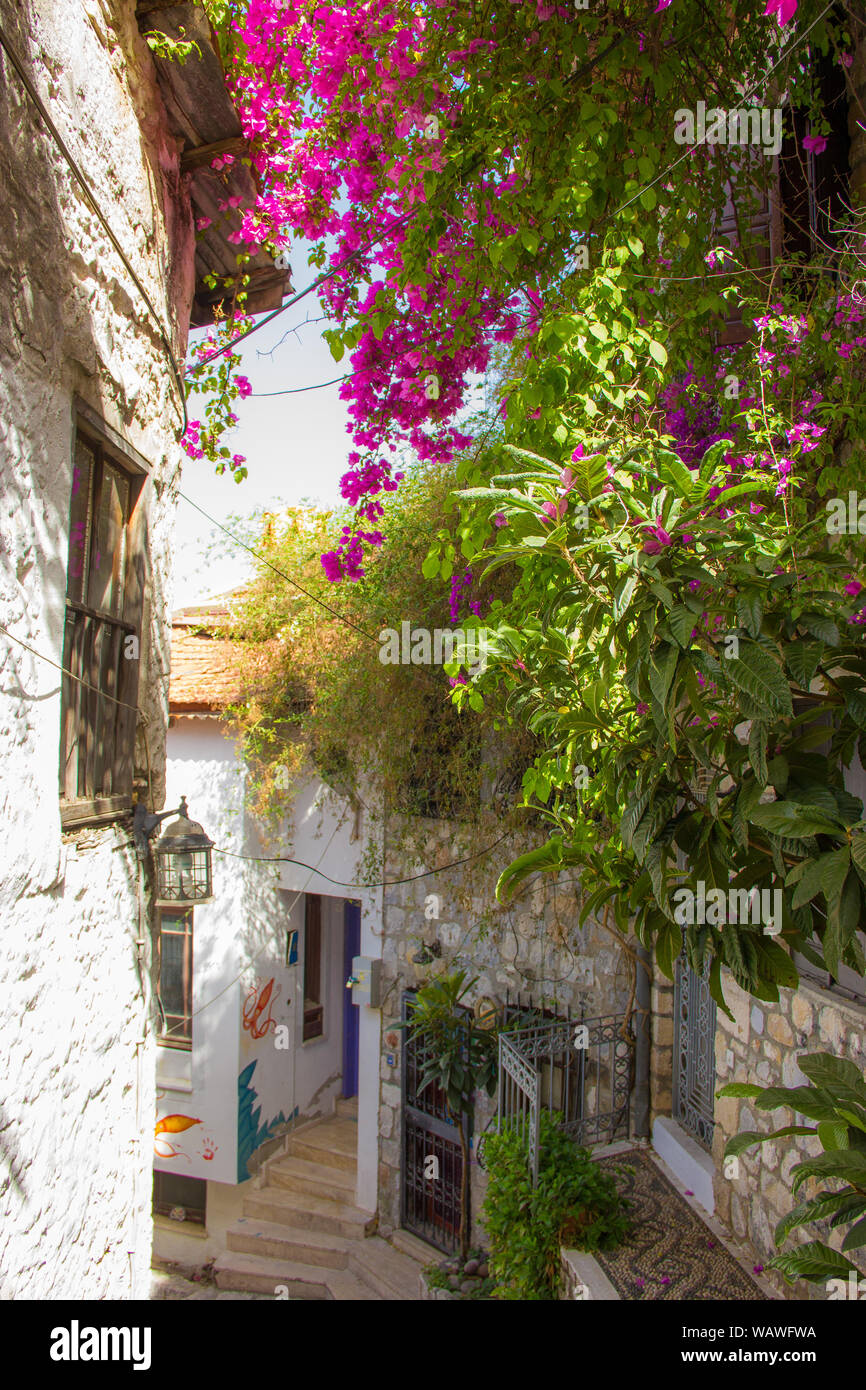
(375, 815, 636, 1244)
(713, 970, 866, 1301)
(0, 0, 194, 1297)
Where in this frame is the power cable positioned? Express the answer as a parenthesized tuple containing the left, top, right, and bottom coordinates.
(0, 620, 144, 716)
(176, 491, 379, 643)
(0, 20, 188, 439)
(184, 206, 418, 374)
(250, 375, 347, 396)
(211, 829, 511, 887)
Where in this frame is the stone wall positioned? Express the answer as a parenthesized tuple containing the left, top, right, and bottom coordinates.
(713, 970, 866, 1301)
(374, 814, 637, 1242)
(649, 961, 675, 1128)
(0, 0, 194, 1297)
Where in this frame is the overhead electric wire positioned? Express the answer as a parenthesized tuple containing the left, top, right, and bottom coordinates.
(0, 20, 188, 439)
(0, 620, 144, 716)
(211, 830, 511, 887)
(184, 205, 419, 374)
(176, 490, 380, 643)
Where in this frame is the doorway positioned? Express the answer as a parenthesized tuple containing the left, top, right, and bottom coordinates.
(341, 901, 361, 1099)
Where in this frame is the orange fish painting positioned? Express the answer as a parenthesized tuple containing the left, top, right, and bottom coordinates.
(154, 1113, 202, 1161)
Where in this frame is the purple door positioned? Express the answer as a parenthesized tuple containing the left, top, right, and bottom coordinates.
(342, 901, 361, 1098)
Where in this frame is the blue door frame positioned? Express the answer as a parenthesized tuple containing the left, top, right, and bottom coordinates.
(342, 901, 361, 1099)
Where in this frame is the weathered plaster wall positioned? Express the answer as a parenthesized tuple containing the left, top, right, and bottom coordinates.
(713, 972, 866, 1301)
(375, 815, 636, 1237)
(0, 0, 194, 1297)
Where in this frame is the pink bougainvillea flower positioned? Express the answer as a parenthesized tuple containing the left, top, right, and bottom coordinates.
(636, 702, 650, 716)
(571, 444, 585, 462)
(764, 0, 797, 25)
(844, 579, 863, 598)
(654, 0, 672, 10)
(802, 134, 828, 155)
(493, 512, 507, 528)
(839, 52, 854, 69)
(753, 1264, 764, 1274)
(642, 524, 673, 555)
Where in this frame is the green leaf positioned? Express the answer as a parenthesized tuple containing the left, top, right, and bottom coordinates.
(775, 1191, 866, 1245)
(724, 1125, 815, 1157)
(648, 340, 667, 367)
(841, 1217, 866, 1251)
(817, 1120, 850, 1150)
(791, 1149, 866, 1193)
(786, 640, 823, 690)
(748, 802, 847, 840)
(724, 641, 793, 717)
(717, 1083, 763, 1100)
(797, 1054, 866, 1106)
(769, 1240, 859, 1284)
(749, 721, 768, 788)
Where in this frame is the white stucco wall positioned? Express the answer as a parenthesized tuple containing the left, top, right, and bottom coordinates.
(159, 719, 385, 1236)
(0, 1, 193, 1298)
(277, 778, 384, 1212)
(160, 717, 295, 1189)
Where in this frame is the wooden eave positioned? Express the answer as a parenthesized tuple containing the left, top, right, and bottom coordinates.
(135, 1, 292, 326)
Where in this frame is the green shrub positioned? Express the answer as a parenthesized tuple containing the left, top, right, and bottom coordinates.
(481, 1112, 631, 1299)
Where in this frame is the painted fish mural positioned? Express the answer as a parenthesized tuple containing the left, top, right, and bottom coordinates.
(154, 1113, 202, 1162)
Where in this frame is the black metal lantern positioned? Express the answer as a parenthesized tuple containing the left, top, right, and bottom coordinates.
(154, 798, 214, 905)
(133, 796, 214, 904)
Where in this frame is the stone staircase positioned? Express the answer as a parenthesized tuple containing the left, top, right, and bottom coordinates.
(213, 1098, 429, 1300)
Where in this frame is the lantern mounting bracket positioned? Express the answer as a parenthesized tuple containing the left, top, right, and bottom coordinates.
(132, 798, 187, 856)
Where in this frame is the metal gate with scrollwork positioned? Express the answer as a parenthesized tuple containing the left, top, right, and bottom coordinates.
(400, 992, 466, 1253)
(673, 954, 717, 1150)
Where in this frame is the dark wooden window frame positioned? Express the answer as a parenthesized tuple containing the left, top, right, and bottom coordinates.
(157, 908, 194, 1049)
(303, 893, 324, 1041)
(152, 1170, 206, 1225)
(59, 402, 149, 828)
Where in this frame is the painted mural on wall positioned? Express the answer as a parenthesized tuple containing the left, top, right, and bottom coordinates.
(237, 1061, 296, 1182)
(236, 965, 298, 1181)
(153, 1082, 232, 1182)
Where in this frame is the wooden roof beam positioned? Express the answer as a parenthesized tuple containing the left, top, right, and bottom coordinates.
(181, 136, 248, 174)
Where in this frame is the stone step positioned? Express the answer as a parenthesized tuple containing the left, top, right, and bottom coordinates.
(243, 1186, 375, 1241)
(335, 1096, 358, 1119)
(348, 1236, 425, 1301)
(268, 1153, 357, 1202)
(227, 1216, 351, 1269)
(213, 1251, 378, 1300)
(390, 1229, 438, 1266)
(285, 1119, 358, 1174)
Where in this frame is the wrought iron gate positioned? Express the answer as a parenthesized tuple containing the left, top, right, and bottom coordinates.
(673, 953, 717, 1150)
(496, 1011, 633, 1184)
(400, 992, 466, 1253)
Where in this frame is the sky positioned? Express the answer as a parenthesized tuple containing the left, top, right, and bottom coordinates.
(170, 287, 351, 610)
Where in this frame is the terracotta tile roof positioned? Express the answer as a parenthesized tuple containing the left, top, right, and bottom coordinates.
(169, 598, 243, 713)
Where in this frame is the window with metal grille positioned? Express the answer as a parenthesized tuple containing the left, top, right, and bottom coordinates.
(158, 909, 193, 1047)
(59, 413, 146, 827)
(152, 1171, 206, 1225)
(303, 893, 324, 1041)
